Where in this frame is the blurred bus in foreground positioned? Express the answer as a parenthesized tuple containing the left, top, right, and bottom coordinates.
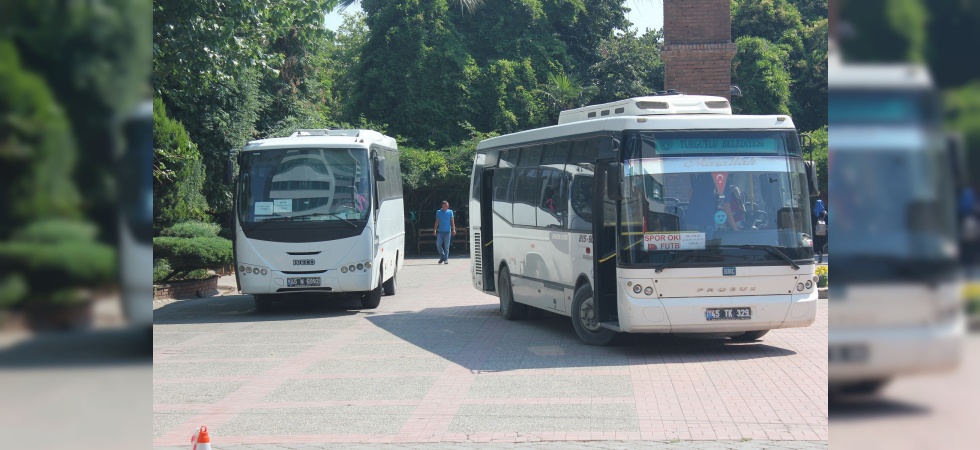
(828, 56, 965, 395)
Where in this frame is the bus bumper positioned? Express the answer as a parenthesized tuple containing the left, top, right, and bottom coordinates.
(829, 316, 964, 384)
(618, 291, 818, 333)
(239, 269, 376, 295)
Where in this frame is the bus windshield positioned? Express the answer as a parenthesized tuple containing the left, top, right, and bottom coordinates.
(830, 147, 958, 281)
(619, 130, 812, 266)
(238, 148, 371, 226)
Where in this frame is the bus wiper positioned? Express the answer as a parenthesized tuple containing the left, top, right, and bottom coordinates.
(718, 244, 800, 270)
(654, 250, 720, 273)
(295, 212, 358, 228)
(257, 213, 295, 222)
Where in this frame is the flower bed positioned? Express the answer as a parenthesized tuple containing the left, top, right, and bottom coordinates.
(153, 275, 219, 300)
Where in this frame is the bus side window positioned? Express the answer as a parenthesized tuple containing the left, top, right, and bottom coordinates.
(569, 176, 594, 230)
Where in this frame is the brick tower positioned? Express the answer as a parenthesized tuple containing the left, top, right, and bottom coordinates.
(661, 0, 737, 99)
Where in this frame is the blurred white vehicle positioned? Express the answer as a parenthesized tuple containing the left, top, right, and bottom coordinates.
(828, 53, 965, 395)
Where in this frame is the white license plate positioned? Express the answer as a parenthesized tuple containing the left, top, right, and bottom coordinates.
(706, 307, 751, 320)
(287, 277, 321, 287)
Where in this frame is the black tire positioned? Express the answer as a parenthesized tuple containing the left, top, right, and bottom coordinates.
(382, 266, 396, 296)
(253, 295, 274, 312)
(498, 266, 527, 320)
(360, 280, 383, 309)
(570, 284, 618, 346)
(730, 330, 769, 342)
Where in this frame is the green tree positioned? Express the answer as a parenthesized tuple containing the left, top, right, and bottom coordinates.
(806, 125, 828, 196)
(731, 36, 792, 115)
(787, 0, 827, 24)
(325, 12, 371, 120)
(537, 72, 598, 118)
(2, 0, 151, 237)
(465, 59, 547, 134)
(153, 97, 209, 231)
(925, 0, 980, 88)
(837, 0, 928, 63)
(944, 83, 980, 183)
(355, 0, 473, 146)
(590, 29, 664, 104)
(0, 41, 80, 238)
(793, 18, 828, 132)
(733, 0, 805, 47)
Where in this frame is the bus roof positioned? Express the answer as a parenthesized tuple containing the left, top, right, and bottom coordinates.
(242, 129, 397, 151)
(829, 63, 933, 90)
(558, 94, 731, 124)
(477, 115, 796, 151)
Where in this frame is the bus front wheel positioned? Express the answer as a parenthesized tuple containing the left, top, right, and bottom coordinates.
(498, 266, 527, 320)
(361, 280, 383, 309)
(382, 266, 397, 296)
(253, 295, 274, 312)
(730, 330, 769, 341)
(571, 285, 618, 346)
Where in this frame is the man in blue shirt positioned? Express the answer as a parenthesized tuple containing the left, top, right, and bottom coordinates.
(433, 200, 456, 264)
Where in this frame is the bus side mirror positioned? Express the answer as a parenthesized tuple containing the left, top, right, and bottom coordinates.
(804, 160, 819, 197)
(374, 156, 387, 181)
(225, 158, 234, 185)
(606, 163, 622, 201)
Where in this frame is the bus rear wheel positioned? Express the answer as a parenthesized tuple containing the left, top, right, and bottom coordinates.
(730, 330, 769, 341)
(360, 280, 383, 309)
(571, 285, 618, 346)
(498, 266, 527, 320)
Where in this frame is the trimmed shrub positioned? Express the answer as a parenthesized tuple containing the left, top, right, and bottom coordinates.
(153, 236, 232, 281)
(0, 238, 116, 305)
(160, 221, 221, 239)
(153, 258, 172, 284)
(10, 219, 99, 244)
(0, 274, 28, 308)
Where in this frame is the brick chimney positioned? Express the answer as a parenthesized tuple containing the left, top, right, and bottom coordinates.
(661, 0, 737, 99)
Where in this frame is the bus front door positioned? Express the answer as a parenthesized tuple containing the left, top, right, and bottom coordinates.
(593, 162, 619, 326)
(480, 167, 496, 292)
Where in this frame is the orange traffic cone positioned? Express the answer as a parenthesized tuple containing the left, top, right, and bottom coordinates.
(191, 425, 211, 450)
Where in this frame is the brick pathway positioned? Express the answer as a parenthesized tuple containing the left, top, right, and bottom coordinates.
(154, 255, 828, 447)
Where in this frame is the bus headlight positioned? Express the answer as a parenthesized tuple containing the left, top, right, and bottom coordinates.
(341, 266, 348, 273)
(260, 268, 267, 276)
(349, 265, 356, 272)
(644, 286, 654, 296)
(246, 267, 252, 274)
(796, 283, 805, 292)
(365, 262, 372, 269)
(804, 280, 813, 290)
(633, 285, 642, 294)
(357, 263, 364, 271)
(239, 265, 245, 273)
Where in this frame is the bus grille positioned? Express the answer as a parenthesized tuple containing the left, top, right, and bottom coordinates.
(473, 232, 482, 276)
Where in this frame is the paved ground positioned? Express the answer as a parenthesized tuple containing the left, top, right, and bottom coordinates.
(153, 255, 828, 448)
(829, 325, 980, 450)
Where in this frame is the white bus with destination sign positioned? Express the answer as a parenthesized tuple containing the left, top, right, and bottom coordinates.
(229, 129, 405, 311)
(469, 94, 820, 345)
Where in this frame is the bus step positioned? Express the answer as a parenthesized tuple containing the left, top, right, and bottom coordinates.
(600, 321, 622, 332)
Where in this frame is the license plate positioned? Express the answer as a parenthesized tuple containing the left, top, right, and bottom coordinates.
(706, 307, 751, 320)
(287, 277, 321, 287)
(829, 344, 869, 363)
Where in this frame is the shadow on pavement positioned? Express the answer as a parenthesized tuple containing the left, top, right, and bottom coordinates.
(0, 327, 151, 368)
(829, 396, 931, 421)
(365, 305, 797, 372)
(153, 293, 363, 325)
